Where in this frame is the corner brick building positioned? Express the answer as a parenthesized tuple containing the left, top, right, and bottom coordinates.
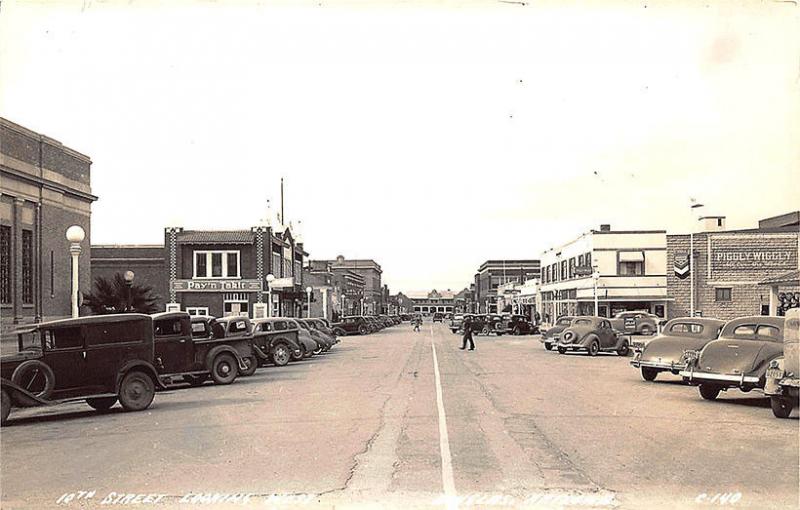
(666, 212, 799, 321)
(1, 118, 97, 337)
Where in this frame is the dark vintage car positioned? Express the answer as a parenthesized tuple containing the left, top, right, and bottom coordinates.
(630, 317, 725, 381)
(449, 314, 471, 334)
(555, 316, 630, 356)
(297, 319, 330, 354)
(608, 311, 660, 336)
(539, 316, 575, 351)
(309, 318, 339, 346)
(153, 312, 255, 386)
(332, 316, 372, 336)
(763, 309, 798, 418)
(287, 318, 318, 357)
(2, 314, 165, 425)
(497, 315, 538, 336)
(432, 313, 444, 323)
(249, 318, 304, 367)
(474, 314, 504, 335)
(680, 316, 785, 401)
(188, 315, 256, 382)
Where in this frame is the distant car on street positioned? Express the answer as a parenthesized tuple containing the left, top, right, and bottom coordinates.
(681, 316, 786, 401)
(629, 317, 725, 381)
(250, 317, 304, 367)
(609, 311, 659, 336)
(497, 314, 538, 336)
(432, 313, 444, 323)
(555, 316, 630, 356)
(332, 316, 372, 336)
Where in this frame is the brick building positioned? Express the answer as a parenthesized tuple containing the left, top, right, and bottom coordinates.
(90, 245, 168, 311)
(91, 225, 308, 319)
(474, 260, 541, 313)
(311, 256, 382, 315)
(666, 212, 799, 321)
(1, 118, 97, 336)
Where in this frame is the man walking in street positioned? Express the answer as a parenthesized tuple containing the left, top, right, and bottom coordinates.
(413, 315, 422, 332)
(460, 316, 475, 350)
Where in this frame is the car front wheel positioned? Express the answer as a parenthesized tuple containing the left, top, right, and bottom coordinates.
(271, 344, 291, 366)
(699, 384, 721, 401)
(641, 367, 658, 381)
(118, 371, 156, 412)
(557, 346, 566, 354)
(359, 325, 368, 335)
(770, 395, 794, 418)
(87, 397, 117, 412)
(587, 340, 600, 356)
(211, 353, 238, 385)
(616, 341, 630, 356)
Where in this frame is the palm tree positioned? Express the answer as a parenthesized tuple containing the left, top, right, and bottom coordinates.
(83, 273, 160, 314)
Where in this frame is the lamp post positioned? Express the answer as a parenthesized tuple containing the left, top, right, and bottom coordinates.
(306, 286, 312, 318)
(66, 225, 85, 318)
(593, 268, 600, 317)
(123, 270, 135, 312)
(266, 273, 275, 317)
(689, 201, 704, 317)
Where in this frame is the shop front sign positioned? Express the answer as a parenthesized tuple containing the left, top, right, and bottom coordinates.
(711, 236, 797, 272)
(171, 279, 263, 292)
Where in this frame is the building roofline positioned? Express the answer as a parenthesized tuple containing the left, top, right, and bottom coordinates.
(91, 244, 164, 249)
(1, 117, 92, 162)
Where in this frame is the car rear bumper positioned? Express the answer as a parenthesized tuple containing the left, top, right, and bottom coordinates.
(679, 367, 759, 386)
(630, 359, 685, 371)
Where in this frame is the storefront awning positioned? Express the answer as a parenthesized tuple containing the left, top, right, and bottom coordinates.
(759, 269, 800, 286)
(619, 251, 645, 262)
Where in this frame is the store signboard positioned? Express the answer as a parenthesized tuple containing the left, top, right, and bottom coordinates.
(172, 279, 262, 292)
(270, 277, 295, 289)
(711, 236, 797, 272)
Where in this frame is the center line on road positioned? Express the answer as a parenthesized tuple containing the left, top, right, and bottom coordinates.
(431, 329, 457, 508)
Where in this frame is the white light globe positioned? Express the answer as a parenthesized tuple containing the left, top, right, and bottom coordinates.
(66, 225, 85, 243)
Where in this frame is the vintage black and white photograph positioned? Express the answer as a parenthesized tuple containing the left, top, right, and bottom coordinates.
(0, 1, 798, 509)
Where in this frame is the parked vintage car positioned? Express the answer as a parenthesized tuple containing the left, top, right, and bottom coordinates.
(680, 316, 785, 401)
(555, 316, 630, 356)
(540, 316, 575, 351)
(432, 313, 444, 323)
(154, 312, 254, 386)
(186, 315, 258, 385)
(609, 311, 660, 336)
(497, 315, 538, 336)
(287, 319, 317, 357)
(629, 317, 725, 381)
(764, 309, 799, 418)
(474, 314, 504, 336)
(310, 319, 340, 345)
(249, 318, 304, 367)
(297, 319, 330, 354)
(332, 316, 372, 336)
(2, 314, 165, 425)
(449, 314, 472, 334)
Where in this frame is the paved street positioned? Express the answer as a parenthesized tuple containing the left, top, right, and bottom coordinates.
(2, 322, 797, 510)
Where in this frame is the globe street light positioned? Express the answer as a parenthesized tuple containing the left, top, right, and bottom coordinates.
(306, 286, 313, 318)
(123, 270, 135, 312)
(66, 225, 85, 318)
(266, 273, 275, 317)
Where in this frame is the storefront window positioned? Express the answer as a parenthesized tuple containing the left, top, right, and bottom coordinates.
(618, 261, 644, 276)
(194, 251, 240, 279)
(715, 288, 732, 302)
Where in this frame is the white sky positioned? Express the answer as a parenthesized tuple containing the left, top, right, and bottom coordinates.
(1, 0, 798, 294)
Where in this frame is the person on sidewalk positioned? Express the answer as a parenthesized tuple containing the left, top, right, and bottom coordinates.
(460, 316, 475, 351)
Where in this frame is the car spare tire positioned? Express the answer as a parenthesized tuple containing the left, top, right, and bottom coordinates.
(11, 360, 55, 399)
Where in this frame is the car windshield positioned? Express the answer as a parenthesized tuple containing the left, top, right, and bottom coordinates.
(557, 318, 572, 326)
(17, 330, 41, 351)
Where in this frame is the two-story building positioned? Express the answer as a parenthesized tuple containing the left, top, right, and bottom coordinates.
(539, 225, 667, 321)
(474, 260, 541, 313)
(311, 256, 382, 315)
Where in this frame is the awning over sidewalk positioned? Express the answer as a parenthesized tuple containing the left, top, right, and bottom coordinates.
(759, 269, 800, 286)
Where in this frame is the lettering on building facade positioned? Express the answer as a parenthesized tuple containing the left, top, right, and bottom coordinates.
(171, 279, 263, 292)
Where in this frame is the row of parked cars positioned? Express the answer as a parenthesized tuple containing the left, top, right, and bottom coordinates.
(449, 313, 540, 336)
(329, 315, 402, 336)
(0, 312, 342, 425)
(538, 309, 799, 419)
